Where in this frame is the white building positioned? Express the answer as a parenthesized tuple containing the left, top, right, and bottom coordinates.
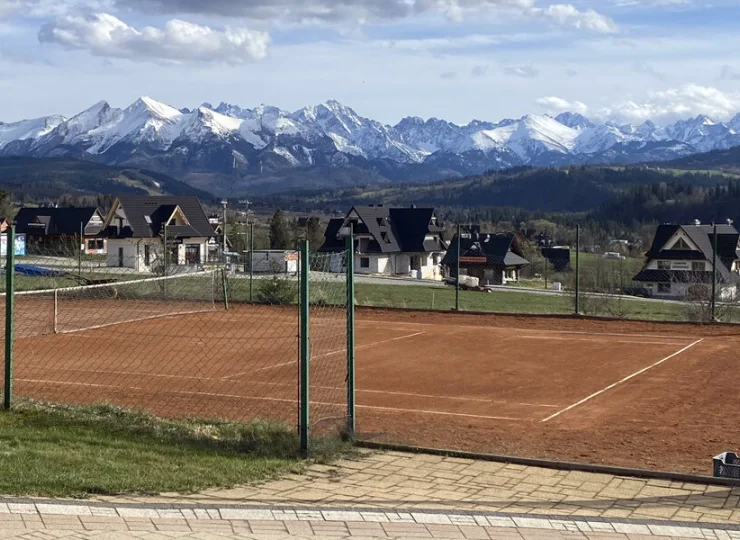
(319, 205, 447, 280)
(101, 196, 215, 273)
(634, 222, 740, 300)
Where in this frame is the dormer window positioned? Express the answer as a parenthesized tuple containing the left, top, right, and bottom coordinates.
(672, 238, 691, 250)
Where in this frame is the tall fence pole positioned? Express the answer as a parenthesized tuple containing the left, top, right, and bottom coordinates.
(346, 226, 356, 437)
(249, 222, 254, 303)
(455, 223, 461, 311)
(299, 240, 310, 458)
(711, 223, 718, 321)
(575, 225, 581, 315)
(4, 224, 15, 411)
(78, 222, 83, 279)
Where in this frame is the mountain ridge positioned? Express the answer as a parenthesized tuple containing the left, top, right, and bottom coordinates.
(2, 96, 740, 194)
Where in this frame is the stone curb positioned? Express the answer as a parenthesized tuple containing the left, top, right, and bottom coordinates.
(0, 501, 738, 535)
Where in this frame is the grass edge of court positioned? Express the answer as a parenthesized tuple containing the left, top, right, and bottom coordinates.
(0, 399, 357, 498)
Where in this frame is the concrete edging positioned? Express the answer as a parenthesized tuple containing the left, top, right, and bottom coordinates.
(355, 440, 740, 488)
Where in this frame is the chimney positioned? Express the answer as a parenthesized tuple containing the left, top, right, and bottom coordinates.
(728, 219, 734, 226)
(694, 219, 701, 226)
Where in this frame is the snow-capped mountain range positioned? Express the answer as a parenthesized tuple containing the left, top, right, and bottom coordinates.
(2, 96, 740, 191)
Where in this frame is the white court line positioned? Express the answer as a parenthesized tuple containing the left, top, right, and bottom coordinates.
(357, 318, 700, 341)
(18, 379, 529, 420)
(23, 367, 556, 408)
(17, 379, 144, 390)
(312, 331, 426, 360)
(519, 335, 688, 346)
(225, 331, 426, 378)
(540, 338, 704, 423)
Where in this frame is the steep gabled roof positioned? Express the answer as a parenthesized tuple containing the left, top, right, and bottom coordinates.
(332, 205, 445, 254)
(15, 207, 104, 236)
(319, 218, 346, 252)
(442, 232, 530, 268)
(637, 223, 740, 284)
(108, 196, 213, 238)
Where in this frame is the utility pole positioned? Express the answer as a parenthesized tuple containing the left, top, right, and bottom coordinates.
(220, 199, 228, 261)
(711, 223, 718, 322)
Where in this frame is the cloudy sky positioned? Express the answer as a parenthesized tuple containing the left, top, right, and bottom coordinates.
(1, 0, 740, 126)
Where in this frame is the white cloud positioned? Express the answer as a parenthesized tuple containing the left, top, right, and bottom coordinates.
(112, 0, 616, 34)
(533, 4, 619, 33)
(503, 64, 539, 78)
(720, 65, 740, 81)
(600, 85, 740, 123)
(536, 96, 588, 114)
(38, 13, 270, 64)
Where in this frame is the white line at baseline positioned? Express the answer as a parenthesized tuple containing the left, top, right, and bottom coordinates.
(540, 338, 704, 423)
(225, 331, 427, 378)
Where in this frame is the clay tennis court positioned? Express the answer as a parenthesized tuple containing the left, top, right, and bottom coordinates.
(6, 300, 740, 474)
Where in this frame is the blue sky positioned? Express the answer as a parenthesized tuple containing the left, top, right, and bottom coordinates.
(1, 0, 739, 126)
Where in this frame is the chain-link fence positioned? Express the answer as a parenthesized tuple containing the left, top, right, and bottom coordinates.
(0, 227, 355, 456)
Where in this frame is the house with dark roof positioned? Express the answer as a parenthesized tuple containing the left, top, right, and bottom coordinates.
(14, 207, 106, 255)
(633, 222, 740, 299)
(102, 196, 215, 271)
(320, 206, 447, 280)
(442, 229, 530, 286)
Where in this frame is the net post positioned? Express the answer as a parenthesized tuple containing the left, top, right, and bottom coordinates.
(4, 224, 15, 411)
(345, 226, 355, 438)
(299, 240, 310, 458)
(221, 268, 229, 311)
(575, 224, 581, 316)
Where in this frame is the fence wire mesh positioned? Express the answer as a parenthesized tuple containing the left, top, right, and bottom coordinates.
(308, 251, 349, 436)
(1, 230, 353, 450)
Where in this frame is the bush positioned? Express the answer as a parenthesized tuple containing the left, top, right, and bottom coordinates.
(257, 275, 297, 305)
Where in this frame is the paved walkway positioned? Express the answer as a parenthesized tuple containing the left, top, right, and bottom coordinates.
(0, 451, 738, 539)
(97, 451, 740, 524)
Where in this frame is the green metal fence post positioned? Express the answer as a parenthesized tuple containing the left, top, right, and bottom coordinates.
(712, 223, 717, 321)
(299, 240, 310, 458)
(249, 222, 254, 303)
(221, 268, 229, 311)
(346, 226, 355, 437)
(4, 224, 15, 411)
(455, 223, 461, 311)
(575, 225, 581, 316)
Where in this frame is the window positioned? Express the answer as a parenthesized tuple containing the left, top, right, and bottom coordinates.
(360, 257, 370, 269)
(87, 239, 96, 250)
(692, 261, 705, 271)
(657, 283, 671, 293)
(672, 238, 691, 250)
(144, 244, 151, 266)
(185, 244, 200, 265)
(410, 256, 421, 271)
(657, 261, 671, 270)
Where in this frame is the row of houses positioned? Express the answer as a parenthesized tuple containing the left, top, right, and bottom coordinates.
(6, 197, 740, 300)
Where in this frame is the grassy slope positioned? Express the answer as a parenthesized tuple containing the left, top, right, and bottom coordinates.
(0, 402, 351, 498)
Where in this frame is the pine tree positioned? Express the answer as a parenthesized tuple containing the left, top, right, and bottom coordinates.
(269, 209, 290, 250)
(306, 217, 324, 251)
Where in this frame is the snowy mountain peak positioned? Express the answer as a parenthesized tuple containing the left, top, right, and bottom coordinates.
(129, 96, 183, 121)
(2, 96, 740, 182)
(555, 112, 595, 130)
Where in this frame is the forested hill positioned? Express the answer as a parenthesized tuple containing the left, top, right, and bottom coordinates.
(0, 157, 214, 202)
(263, 166, 740, 216)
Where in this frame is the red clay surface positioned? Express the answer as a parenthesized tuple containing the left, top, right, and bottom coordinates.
(6, 300, 740, 475)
